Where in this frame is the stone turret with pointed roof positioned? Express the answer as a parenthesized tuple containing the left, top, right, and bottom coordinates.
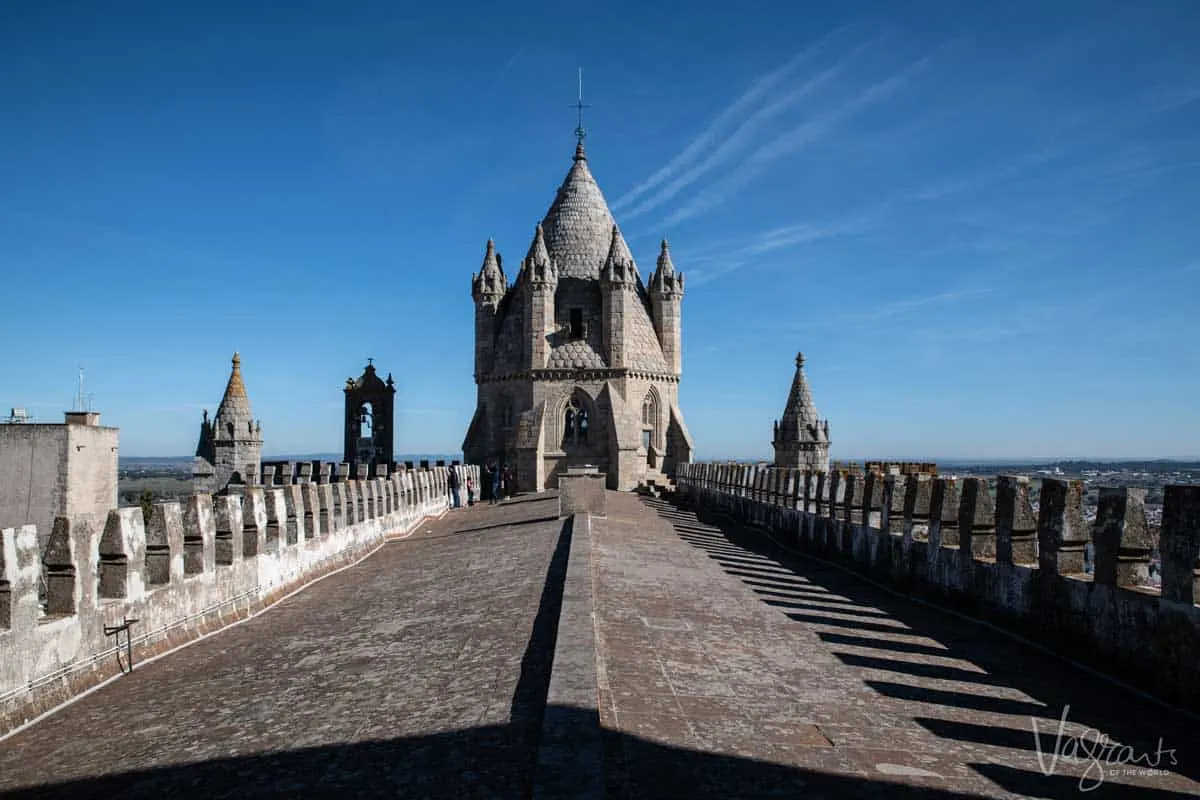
(193, 352, 263, 494)
(472, 238, 506, 303)
(772, 352, 830, 471)
(463, 137, 694, 491)
(649, 239, 684, 375)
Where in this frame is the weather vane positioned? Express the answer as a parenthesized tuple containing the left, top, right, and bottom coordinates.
(572, 67, 590, 145)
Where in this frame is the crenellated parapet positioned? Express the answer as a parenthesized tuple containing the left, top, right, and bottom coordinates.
(0, 461, 477, 738)
(674, 462, 1200, 713)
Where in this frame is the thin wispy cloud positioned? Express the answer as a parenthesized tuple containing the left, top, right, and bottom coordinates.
(663, 55, 931, 227)
(620, 42, 876, 221)
(495, 48, 525, 84)
(685, 211, 871, 285)
(872, 287, 993, 320)
(1148, 84, 1200, 114)
(612, 28, 851, 213)
(808, 287, 993, 330)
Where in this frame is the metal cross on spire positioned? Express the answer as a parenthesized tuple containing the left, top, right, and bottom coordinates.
(572, 67, 590, 146)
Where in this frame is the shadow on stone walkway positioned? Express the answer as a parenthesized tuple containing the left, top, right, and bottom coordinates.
(1, 715, 1060, 800)
(637, 494, 1199, 798)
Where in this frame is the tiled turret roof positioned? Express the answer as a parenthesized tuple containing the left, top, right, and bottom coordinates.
(216, 353, 252, 422)
(776, 352, 828, 443)
(539, 143, 617, 280)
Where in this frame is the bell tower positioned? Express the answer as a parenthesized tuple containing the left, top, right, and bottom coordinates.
(343, 360, 396, 471)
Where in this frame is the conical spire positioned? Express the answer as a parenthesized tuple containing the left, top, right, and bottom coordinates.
(603, 224, 635, 277)
(773, 351, 830, 469)
(217, 352, 251, 420)
(526, 223, 551, 268)
(214, 352, 256, 443)
(783, 352, 818, 424)
(539, 144, 617, 279)
(481, 238, 502, 275)
(473, 238, 506, 301)
(650, 238, 683, 296)
(656, 239, 675, 276)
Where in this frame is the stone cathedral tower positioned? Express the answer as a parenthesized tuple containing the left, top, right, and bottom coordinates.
(772, 352, 830, 471)
(193, 353, 263, 494)
(463, 141, 694, 491)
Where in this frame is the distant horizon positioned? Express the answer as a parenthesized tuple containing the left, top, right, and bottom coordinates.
(119, 452, 1200, 465)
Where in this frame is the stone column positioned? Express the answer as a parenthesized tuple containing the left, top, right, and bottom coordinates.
(285, 485, 305, 544)
(902, 473, 933, 542)
(242, 488, 268, 558)
(146, 502, 184, 586)
(863, 471, 885, 530)
(98, 509, 143, 599)
(1092, 487, 1152, 588)
(882, 474, 907, 536)
(264, 490, 286, 550)
(1036, 478, 1088, 575)
(42, 518, 78, 616)
(1158, 486, 1199, 605)
(183, 493, 215, 574)
(213, 494, 244, 566)
(302, 483, 320, 539)
(995, 475, 1037, 566)
(958, 478, 996, 559)
(842, 471, 863, 524)
(929, 477, 960, 550)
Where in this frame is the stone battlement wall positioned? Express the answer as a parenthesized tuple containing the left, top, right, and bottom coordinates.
(675, 463, 1200, 712)
(0, 463, 477, 737)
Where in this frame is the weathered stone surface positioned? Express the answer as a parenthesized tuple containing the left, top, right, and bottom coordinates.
(0, 497, 565, 797)
(1094, 487, 1153, 588)
(597, 493, 1200, 797)
(464, 144, 693, 492)
(1038, 479, 1088, 575)
(995, 475, 1037, 566)
(558, 468, 607, 518)
(1161, 486, 1200, 605)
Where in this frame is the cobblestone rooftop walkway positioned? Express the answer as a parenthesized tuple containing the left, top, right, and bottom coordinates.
(597, 493, 1200, 799)
(1, 491, 1198, 799)
(0, 495, 567, 799)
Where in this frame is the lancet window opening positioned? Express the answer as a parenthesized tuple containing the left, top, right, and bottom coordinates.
(562, 395, 589, 447)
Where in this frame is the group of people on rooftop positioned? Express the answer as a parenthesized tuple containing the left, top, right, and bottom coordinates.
(446, 461, 515, 509)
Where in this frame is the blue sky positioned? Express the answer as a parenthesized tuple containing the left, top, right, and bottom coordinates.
(1, 0, 1197, 460)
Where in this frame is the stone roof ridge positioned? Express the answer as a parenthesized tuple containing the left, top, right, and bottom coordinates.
(216, 352, 252, 422)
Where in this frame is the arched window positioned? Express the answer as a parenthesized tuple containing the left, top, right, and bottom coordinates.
(641, 389, 659, 457)
(360, 402, 374, 438)
(562, 396, 589, 447)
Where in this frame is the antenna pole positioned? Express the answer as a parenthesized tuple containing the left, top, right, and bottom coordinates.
(572, 67, 591, 145)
